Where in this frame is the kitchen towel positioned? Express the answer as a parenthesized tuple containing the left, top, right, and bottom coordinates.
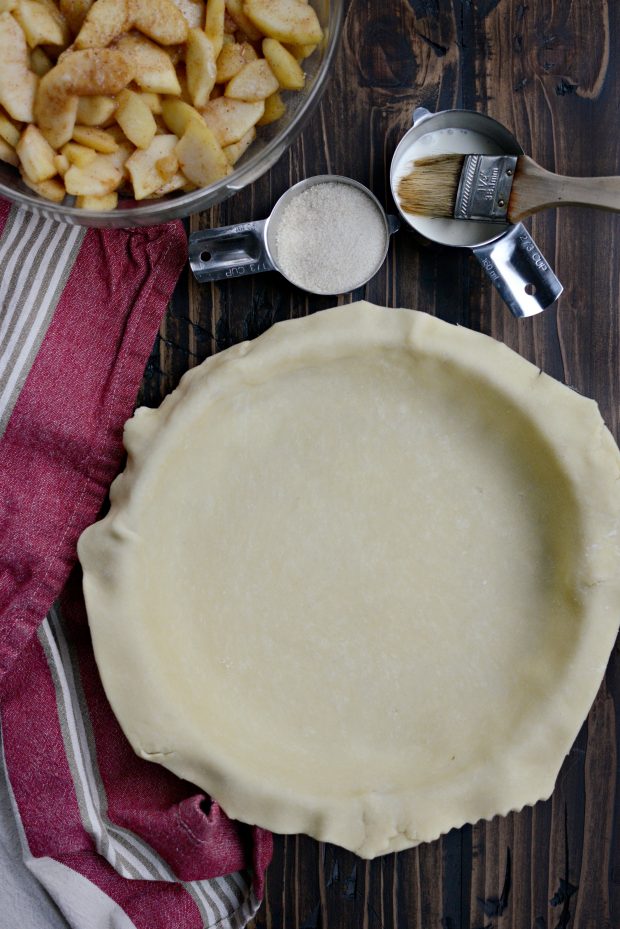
(0, 200, 272, 929)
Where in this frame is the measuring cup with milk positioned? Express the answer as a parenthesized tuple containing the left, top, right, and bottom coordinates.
(390, 109, 563, 318)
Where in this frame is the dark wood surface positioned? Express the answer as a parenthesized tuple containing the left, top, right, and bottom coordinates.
(141, 2, 620, 926)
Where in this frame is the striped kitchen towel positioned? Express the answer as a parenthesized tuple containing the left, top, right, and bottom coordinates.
(0, 200, 272, 929)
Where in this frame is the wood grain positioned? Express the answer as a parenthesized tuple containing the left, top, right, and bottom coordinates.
(140, 0, 620, 925)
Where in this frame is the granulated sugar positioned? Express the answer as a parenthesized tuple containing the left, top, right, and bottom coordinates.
(273, 182, 387, 294)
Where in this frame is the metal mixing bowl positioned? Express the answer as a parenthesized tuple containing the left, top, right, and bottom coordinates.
(0, 0, 343, 228)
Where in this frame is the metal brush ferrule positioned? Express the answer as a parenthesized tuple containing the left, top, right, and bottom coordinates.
(454, 154, 518, 222)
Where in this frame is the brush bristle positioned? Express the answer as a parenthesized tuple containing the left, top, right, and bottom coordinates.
(397, 154, 466, 218)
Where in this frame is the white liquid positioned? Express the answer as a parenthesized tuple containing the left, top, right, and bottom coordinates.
(391, 127, 509, 247)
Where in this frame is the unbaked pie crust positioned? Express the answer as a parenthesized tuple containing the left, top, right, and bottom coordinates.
(79, 303, 620, 857)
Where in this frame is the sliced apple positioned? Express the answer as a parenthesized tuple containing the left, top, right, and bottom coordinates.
(21, 172, 66, 202)
(186, 28, 217, 108)
(215, 40, 256, 83)
(0, 109, 21, 148)
(76, 191, 119, 210)
(74, 0, 128, 48)
(284, 41, 316, 61)
(243, 0, 322, 44)
(14, 0, 70, 48)
(62, 141, 97, 166)
(35, 48, 133, 148)
(140, 91, 161, 114)
(125, 132, 178, 198)
(0, 136, 18, 166)
(100, 141, 133, 175)
(256, 89, 285, 125)
(169, 0, 204, 28)
(115, 34, 181, 95)
(72, 124, 119, 152)
(0, 13, 38, 122)
(225, 0, 261, 39)
(76, 94, 117, 126)
(224, 58, 278, 101)
(131, 0, 189, 44)
(57, 48, 134, 96)
(37, 0, 73, 42)
(54, 151, 71, 175)
(223, 125, 254, 164)
(59, 0, 95, 36)
(160, 97, 204, 136)
(30, 47, 54, 76)
(115, 88, 157, 148)
(64, 154, 123, 195)
(200, 96, 263, 145)
(76, 0, 189, 48)
(155, 151, 178, 180)
(16, 124, 56, 182)
(151, 170, 188, 196)
(205, 0, 225, 58)
(175, 116, 230, 186)
(262, 37, 304, 89)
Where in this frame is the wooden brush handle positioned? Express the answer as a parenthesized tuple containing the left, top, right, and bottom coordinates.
(509, 155, 620, 222)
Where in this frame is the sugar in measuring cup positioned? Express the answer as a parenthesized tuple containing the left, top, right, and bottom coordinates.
(189, 175, 399, 295)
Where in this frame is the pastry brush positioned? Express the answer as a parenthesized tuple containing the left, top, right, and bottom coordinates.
(397, 153, 620, 223)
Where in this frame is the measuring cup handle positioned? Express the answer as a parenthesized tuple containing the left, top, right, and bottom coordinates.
(189, 219, 273, 283)
(412, 107, 433, 126)
(472, 223, 563, 318)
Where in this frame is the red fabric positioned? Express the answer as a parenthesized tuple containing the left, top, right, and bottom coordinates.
(0, 206, 272, 921)
(0, 221, 187, 680)
(62, 575, 271, 891)
(2, 633, 207, 929)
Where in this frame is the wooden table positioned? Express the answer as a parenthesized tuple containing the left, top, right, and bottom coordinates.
(142, 2, 620, 926)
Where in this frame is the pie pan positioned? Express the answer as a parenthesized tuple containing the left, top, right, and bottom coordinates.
(78, 303, 620, 857)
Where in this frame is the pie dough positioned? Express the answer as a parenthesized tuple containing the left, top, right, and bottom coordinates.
(78, 302, 620, 858)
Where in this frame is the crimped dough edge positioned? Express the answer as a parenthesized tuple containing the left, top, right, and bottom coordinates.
(78, 303, 620, 858)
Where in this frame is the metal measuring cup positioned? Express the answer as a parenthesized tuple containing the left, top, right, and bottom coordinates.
(390, 108, 563, 318)
(189, 175, 399, 295)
